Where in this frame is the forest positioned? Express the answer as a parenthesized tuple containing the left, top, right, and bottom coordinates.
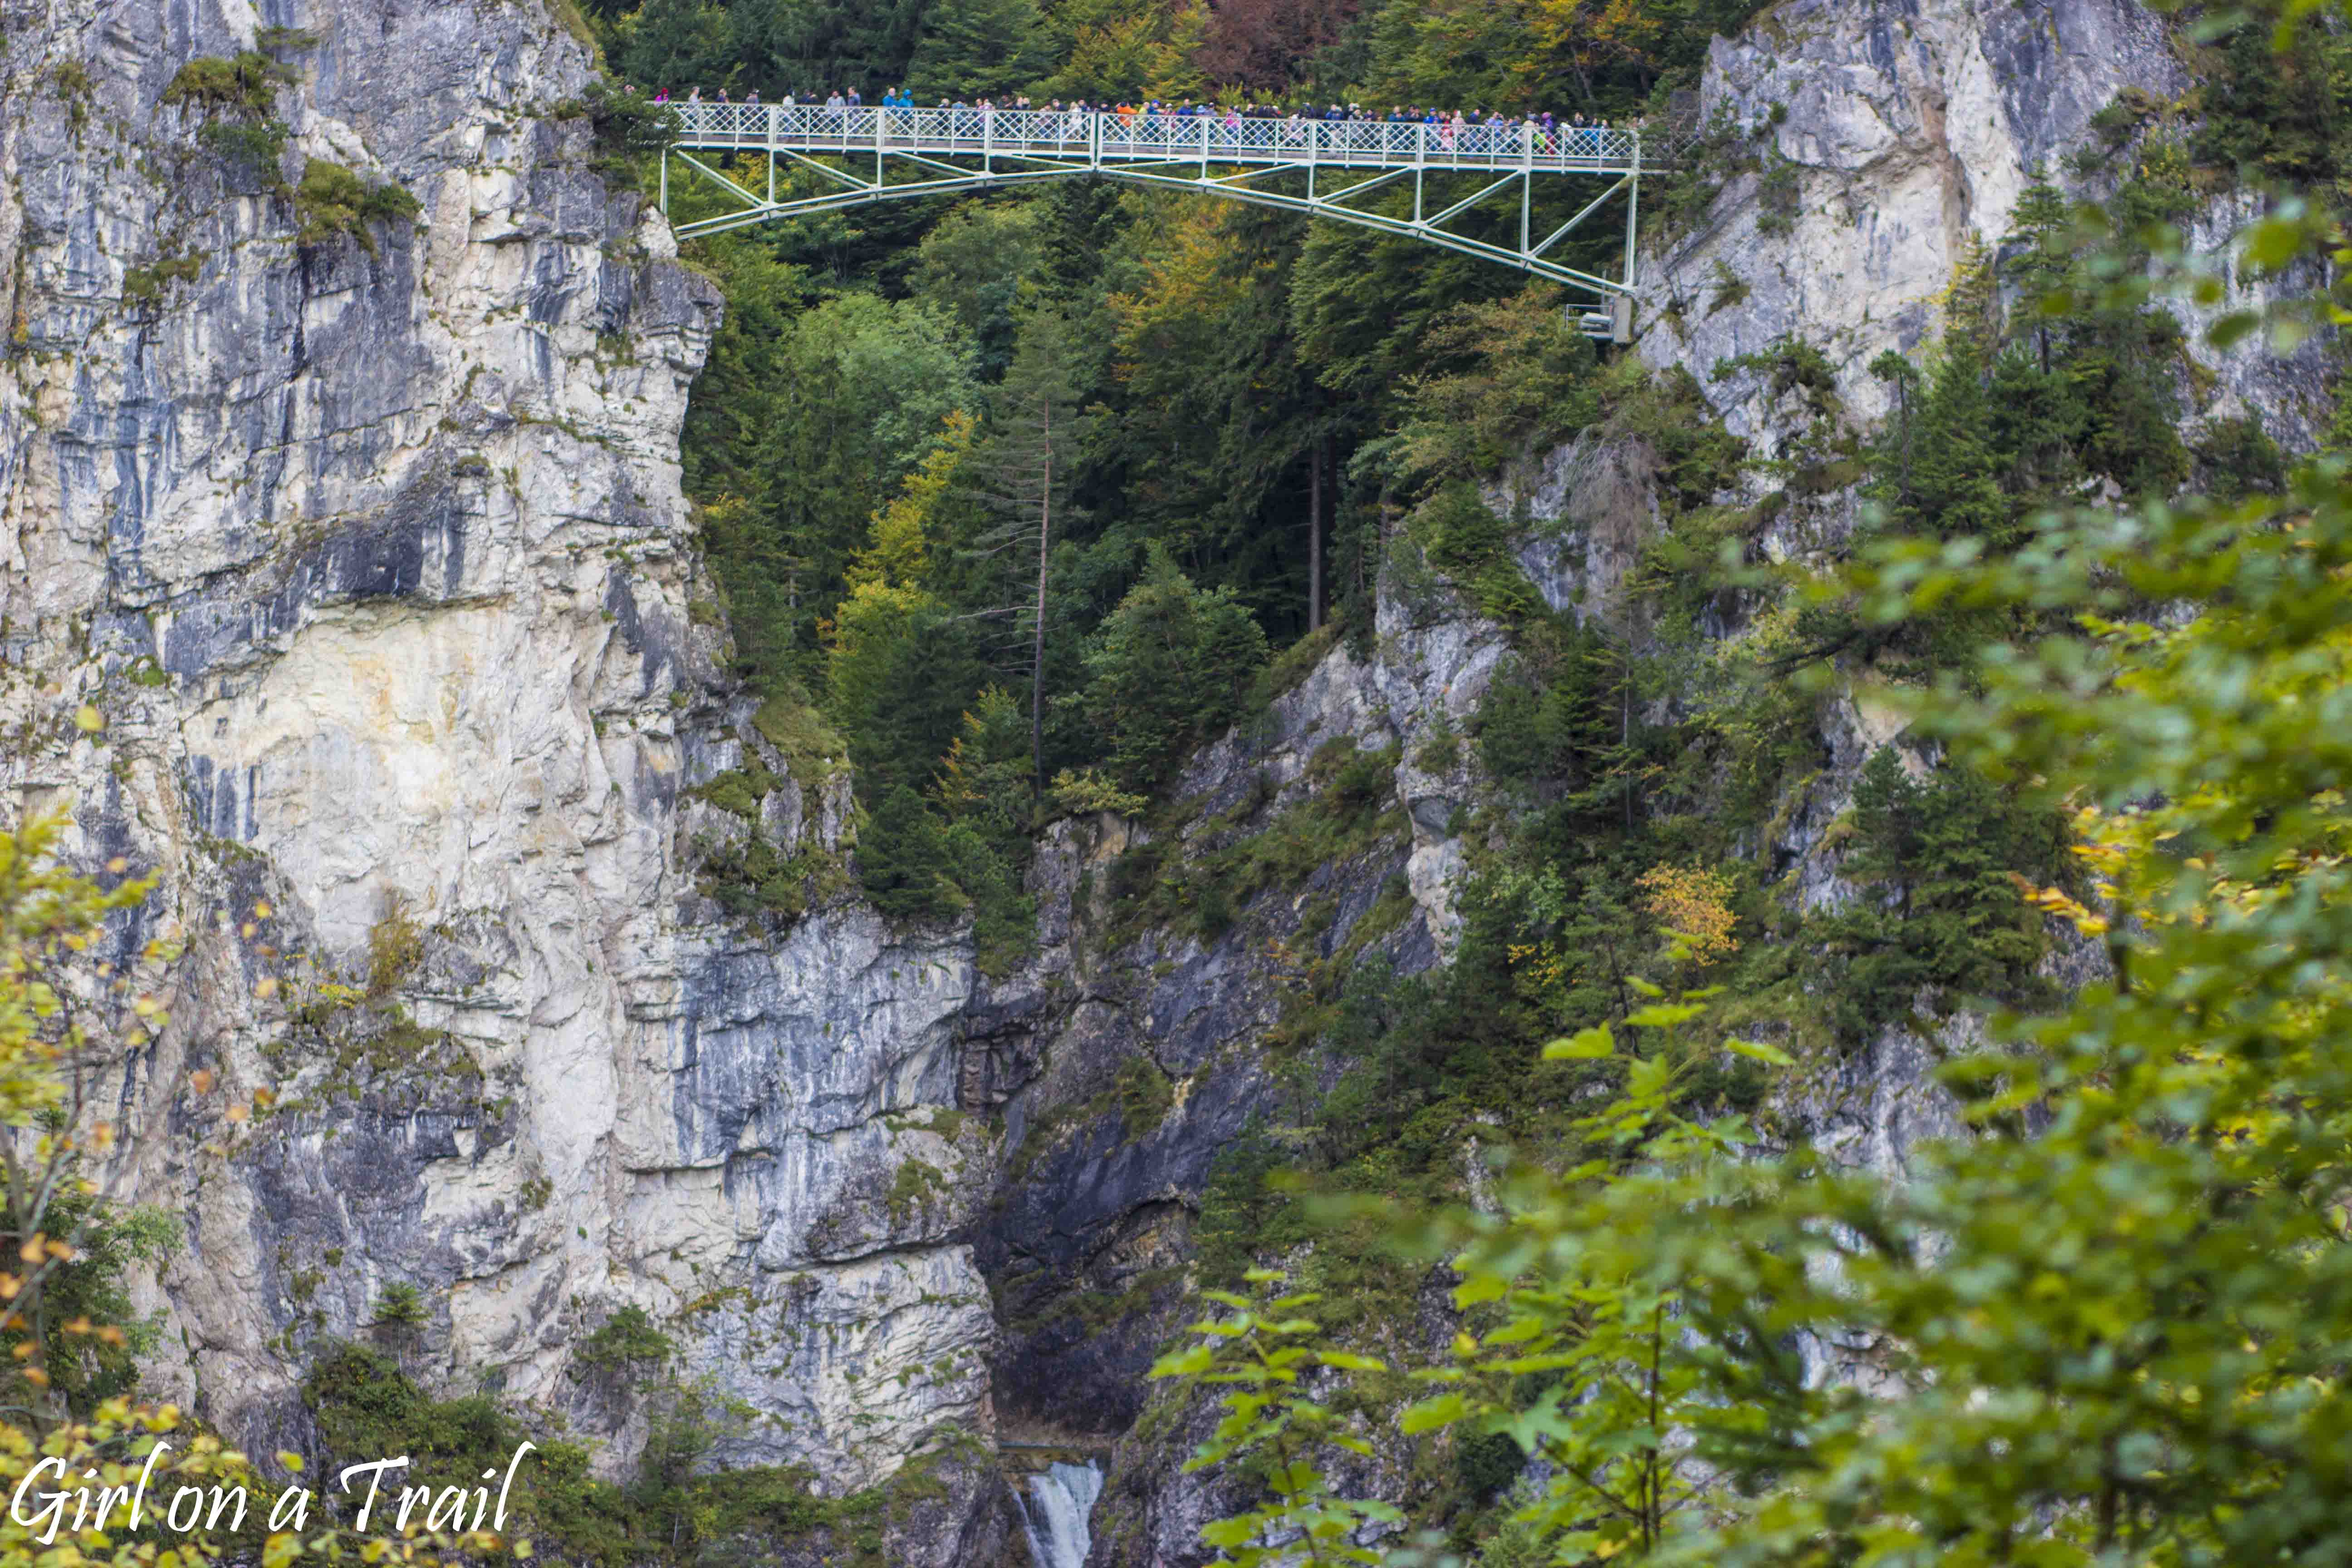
(7, 0, 2352, 1564)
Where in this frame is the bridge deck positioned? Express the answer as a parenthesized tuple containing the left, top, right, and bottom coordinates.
(666, 103, 1662, 176)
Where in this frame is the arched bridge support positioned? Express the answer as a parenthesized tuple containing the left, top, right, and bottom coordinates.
(656, 104, 1673, 341)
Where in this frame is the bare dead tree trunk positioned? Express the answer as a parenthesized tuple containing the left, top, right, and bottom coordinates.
(1308, 435, 1324, 633)
(1032, 396, 1052, 797)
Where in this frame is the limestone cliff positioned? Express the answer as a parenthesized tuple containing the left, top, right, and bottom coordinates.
(0, 0, 994, 1529)
(1643, 0, 2328, 447)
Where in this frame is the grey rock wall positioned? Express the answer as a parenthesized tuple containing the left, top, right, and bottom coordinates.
(1642, 0, 2328, 452)
(0, 0, 989, 1513)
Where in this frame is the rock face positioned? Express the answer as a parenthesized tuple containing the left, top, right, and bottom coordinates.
(0, 0, 988, 1510)
(1642, 0, 2329, 451)
(971, 560, 1504, 1448)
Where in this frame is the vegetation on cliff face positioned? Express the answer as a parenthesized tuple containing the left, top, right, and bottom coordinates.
(1166, 270, 2352, 1565)
(561, 0, 2352, 1556)
(1149, 4, 2352, 1563)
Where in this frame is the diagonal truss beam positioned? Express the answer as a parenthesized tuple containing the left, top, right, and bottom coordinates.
(660, 144, 1640, 300)
(671, 150, 777, 207)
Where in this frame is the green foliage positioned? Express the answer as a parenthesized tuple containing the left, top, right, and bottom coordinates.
(1049, 767, 1148, 818)
(1590, 358, 1747, 515)
(855, 784, 972, 926)
(167, 51, 294, 180)
(689, 763, 778, 819)
(754, 688, 848, 790)
(303, 1341, 630, 1558)
(2193, 411, 2286, 499)
(1158, 49, 2352, 1562)
(1191, 1122, 1309, 1287)
(613, 0, 736, 89)
(885, 1157, 947, 1225)
(576, 1304, 676, 1368)
(825, 591, 991, 802)
(0, 808, 181, 1420)
(911, 201, 1044, 377)
(163, 52, 289, 116)
(1402, 484, 1540, 626)
(292, 160, 422, 254)
(193, 115, 289, 179)
(1078, 546, 1270, 794)
(8, 1192, 176, 1414)
(695, 832, 853, 924)
(1113, 1055, 1173, 1141)
(123, 247, 203, 308)
(579, 78, 677, 188)
(2190, 11, 2352, 194)
(722, 0, 931, 100)
(366, 894, 425, 996)
(300, 1338, 956, 1566)
(370, 1281, 428, 1328)
(1147, 1274, 1402, 1568)
(904, 0, 1053, 101)
(689, 286, 975, 682)
(1812, 745, 2064, 1044)
(1810, 197, 2194, 672)
(1753, 148, 1800, 235)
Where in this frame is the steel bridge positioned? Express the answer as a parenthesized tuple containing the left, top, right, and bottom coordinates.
(657, 104, 1675, 339)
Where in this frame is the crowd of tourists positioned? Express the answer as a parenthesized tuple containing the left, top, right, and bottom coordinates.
(632, 82, 1638, 150)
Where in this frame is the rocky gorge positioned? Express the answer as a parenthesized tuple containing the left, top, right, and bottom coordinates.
(0, 0, 2324, 1563)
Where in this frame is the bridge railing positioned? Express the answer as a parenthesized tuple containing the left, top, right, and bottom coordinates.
(666, 103, 1661, 172)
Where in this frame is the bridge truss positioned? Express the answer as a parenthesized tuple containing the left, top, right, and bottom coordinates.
(657, 104, 1674, 340)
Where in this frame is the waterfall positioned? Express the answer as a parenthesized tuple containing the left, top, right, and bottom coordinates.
(1015, 1460, 1104, 1568)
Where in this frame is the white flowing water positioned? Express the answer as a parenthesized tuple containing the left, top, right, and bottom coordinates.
(1016, 1460, 1104, 1568)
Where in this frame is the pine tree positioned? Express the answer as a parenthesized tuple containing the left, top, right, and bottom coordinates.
(963, 309, 1088, 794)
(615, 0, 736, 90)
(1079, 545, 1270, 794)
(903, 0, 1052, 101)
(734, 0, 930, 97)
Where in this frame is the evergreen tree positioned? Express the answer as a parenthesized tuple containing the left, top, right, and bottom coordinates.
(1078, 544, 1270, 794)
(738, 294, 977, 679)
(903, 0, 1052, 100)
(731, 0, 931, 96)
(615, 0, 736, 89)
(963, 308, 1090, 792)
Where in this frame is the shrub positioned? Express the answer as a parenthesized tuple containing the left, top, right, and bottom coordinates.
(689, 764, 777, 819)
(580, 78, 676, 187)
(1114, 1056, 1174, 1142)
(197, 117, 290, 180)
(162, 52, 288, 116)
(577, 1304, 675, 1368)
(1049, 767, 1147, 818)
(122, 249, 202, 307)
(365, 892, 423, 996)
(293, 159, 422, 254)
(167, 52, 295, 181)
(856, 786, 966, 926)
(1812, 747, 2064, 1042)
(1754, 149, 1801, 235)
